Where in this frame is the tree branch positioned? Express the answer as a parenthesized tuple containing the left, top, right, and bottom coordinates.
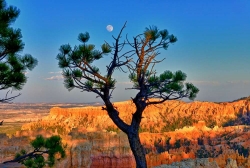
(0, 90, 21, 103)
(2, 150, 49, 164)
(107, 21, 127, 77)
(103, 99, 130, 133)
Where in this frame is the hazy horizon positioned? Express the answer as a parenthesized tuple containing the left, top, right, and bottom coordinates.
(3, 0, 250, 103)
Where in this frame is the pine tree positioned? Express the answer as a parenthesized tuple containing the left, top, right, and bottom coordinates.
(57, 22, 199, 168)
(3, 135, 66, 168)
(0, 0, 38, 103)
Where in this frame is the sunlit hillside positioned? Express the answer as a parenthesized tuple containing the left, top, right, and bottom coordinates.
(1, 98, 250, 167)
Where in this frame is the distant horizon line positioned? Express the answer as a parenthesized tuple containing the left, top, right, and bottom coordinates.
(10, 96, 250, 104)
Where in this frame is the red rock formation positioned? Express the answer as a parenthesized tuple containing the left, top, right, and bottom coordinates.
(2, 99, 250, 167)
(21, 99, 250, 134)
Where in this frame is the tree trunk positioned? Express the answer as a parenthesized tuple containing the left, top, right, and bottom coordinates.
(127, 132, 147, 168)
(104, 97, 147, 167)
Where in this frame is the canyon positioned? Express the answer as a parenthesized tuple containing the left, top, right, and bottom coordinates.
(1, 98, 250, 167)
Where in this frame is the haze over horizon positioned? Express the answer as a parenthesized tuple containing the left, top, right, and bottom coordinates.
(3, 0, 250, 103)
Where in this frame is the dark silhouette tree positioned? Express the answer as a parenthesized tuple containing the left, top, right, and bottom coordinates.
(0, 0, 38, 103)
(3, 135, 66, 168)
(57, 22, 199, 168)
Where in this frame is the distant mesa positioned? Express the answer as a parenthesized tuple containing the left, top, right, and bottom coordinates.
(231, 95, 250, 102)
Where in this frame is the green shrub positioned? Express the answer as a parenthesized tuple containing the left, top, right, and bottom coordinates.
(4, 135, 66, 168)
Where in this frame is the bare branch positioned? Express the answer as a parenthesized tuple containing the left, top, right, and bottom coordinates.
(2, 149, 49, 164)
(0, 90, 21, 103)
(107, 21, 127, 77)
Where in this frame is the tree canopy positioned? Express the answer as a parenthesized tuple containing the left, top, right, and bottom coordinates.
(0, 0, 38, 103)
(57, 22, 199, 168)
(57, 23, 198, 104)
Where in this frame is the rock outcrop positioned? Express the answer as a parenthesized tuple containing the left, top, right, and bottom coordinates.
(154, 157, 241, 168)
(2, 99, 250, 167)
(21, 99, 250, 133)
(154, 158, 219, 168)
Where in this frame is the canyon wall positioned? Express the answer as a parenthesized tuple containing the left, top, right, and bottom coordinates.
(4, 123, 250, 167)
(2, 99, 250, 167)
(22, 99, 250, 133)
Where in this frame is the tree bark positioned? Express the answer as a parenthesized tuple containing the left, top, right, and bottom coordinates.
(127, 131, 147, 168)
(104, 94, 147, 167)
(128, 99, 147, 168)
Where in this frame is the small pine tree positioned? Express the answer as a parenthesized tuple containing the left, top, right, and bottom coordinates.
(3, 135, 66, 168)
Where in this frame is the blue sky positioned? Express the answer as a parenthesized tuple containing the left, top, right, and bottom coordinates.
(5, 0, 250, 103)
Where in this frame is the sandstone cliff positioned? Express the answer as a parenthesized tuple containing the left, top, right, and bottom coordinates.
(21, 99, 250, 133)
(2, 99, 250, 167)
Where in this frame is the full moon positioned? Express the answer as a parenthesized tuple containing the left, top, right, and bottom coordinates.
(106, 25, 113, 32)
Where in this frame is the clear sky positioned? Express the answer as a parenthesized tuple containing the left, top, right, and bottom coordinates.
(5, 0, 250, 103)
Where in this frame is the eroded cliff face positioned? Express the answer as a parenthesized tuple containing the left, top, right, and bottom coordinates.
(2, 99, 250, 167)
(22, 99, 250, 133)
(5, 123, 250, 168)
(0, 129, 135, 168)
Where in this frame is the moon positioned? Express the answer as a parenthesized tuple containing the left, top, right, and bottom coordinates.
(106, 25, 113, 32)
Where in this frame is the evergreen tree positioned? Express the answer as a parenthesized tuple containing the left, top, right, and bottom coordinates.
(3, 135, 66, 168)
(57, 22, 199, 168)
(0, 0, 38, 103)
